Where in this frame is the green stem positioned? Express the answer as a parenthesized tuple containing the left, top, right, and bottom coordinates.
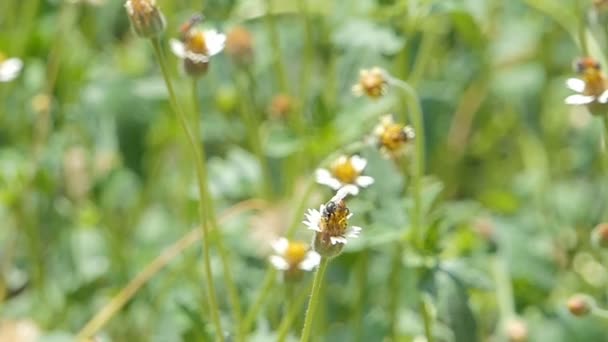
(277, 282, 312, 342)
(264, 0, 289, 92)
(300, 258, 329, 342)
(388, 245, 402, 340)
(243, 268, 277, 332)
(389, 77, 425, 247)
(420, 294, 435, 342)
(150, 38, 224, 342)
(603, 117, 608, 153)
(592, 307, 608, 321)
(353, 250, 368, 342)
(492, 255, 516, 329)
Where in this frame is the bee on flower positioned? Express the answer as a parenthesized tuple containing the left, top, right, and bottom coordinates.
(303, 188, 362, 258)
(352, 67, 389, 99)
(372, 114, 415, 158)
(124, 0, 166, 38)
(269, 237, 321, 281)
(565, 57, 608, 116)
(315, 155, 374, 196)
(170, 14, 226, 78)
(0, 53, 23, 83)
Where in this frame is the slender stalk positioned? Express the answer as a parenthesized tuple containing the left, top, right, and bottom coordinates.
(420, 295, 435, 342)
(388, 77, 425, 246)
(277, 282, 312, 342)
(264, 0, 289, 92)
(492, 254, 516, 337)
(603, 117, 608, 153)
(353, 250, 368, 342)
(388, 245, 402, 340)
(300, 258, 330, 342)
(150, 38, 224, 341)
(243, 268, 277, 332)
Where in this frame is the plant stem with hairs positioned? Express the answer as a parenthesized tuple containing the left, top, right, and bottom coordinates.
(300, 258, 330, 342)
(150, 37, 224, 341)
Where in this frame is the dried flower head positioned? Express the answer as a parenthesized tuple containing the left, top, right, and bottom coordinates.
(352, 67, 388, 99)
(303, 188, 362, 258)
(373, 114, 415, 158)
(170, 15, 225, 78)
(592, 222, 608, 248)
(124, 0, 166, 38)
(268, 93, 293, 119)
(567, 294, 593, 317)
(225, 26, 254, 66)
(315, 155, 374, 196)
(269, 237, 320, 281)
(565, 57, 608, 116)
(0, 53, 23, 83)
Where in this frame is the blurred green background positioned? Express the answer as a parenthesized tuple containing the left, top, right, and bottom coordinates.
(1, 0, 608, 341)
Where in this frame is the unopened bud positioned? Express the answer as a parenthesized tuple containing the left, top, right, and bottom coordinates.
(567, 294, 593, 317)
(506, 318, 528, 342)
(124, 0, 166, 38)
(592, 223, 608, 248)
(225, 26, 253, 66)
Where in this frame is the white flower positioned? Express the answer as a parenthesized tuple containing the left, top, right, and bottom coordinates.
(268, 237, 320, 272)
(564, 77, 608, 105)
(170, 29, 226, 64)
(373, 114, 415, 158)
(315, 155, 374, 196)
(0, 57, 23, 82)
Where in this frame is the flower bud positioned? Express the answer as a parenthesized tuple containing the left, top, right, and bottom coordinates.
(567, 294, 593, 317)
(225, 26, 253, 67)
(124, 0, 166, 38)
(506, 318, 528, 342)
(352, 67, 388, 99)
(268, 94, 293, 119)
(591, 223, 608, 248)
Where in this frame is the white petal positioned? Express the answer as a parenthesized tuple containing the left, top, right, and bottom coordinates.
(269, 255, 289, 270)
(339, 184, 359, 197)
(0, 58, 23, 82)
(566, 78, 586, 93)
(346, 212, 353, 219)
(336, 155, 348, 164)
(350, 155, 367, 172)
(204, 30, 226, 56)
(403, 126, 415, 139)
(169, 39, 187, 58)
(303, 208, 322, 232)
(315, 168, 343, 190)
(346, 226, 362, 238)
(299, 251, 321, 271)
(185, 50, 210, 63)
(599, 90, 608, 104)
(330, 236, 347, 245)
(271, 237, 289, 254)
(352, 84, 364, 96)
(356, 175, 374, 188)
(565, 94, 595, 105)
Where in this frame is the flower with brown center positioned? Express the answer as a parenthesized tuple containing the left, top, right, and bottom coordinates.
(225, 26, 254, 66)
(303, 188, 362, 258)
(170, 15, 226, 78)
(269, 237, 320, 281)
(124, 0, 166, 38)
(373, 114, 415, 158)
(352, 67, 388, 99)
(0, 53, 23, 83)
(565, 57, 608, 116)
(315, 155, 374, 196)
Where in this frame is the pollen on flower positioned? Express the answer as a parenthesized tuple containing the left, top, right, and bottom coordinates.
(352, 67, 388, 99)
(373, 114, 415, 158)
(330, 158, 358, 184)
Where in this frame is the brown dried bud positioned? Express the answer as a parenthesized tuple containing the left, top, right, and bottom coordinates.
(269, 94, 293, 119)
(225, 26, 253, 66)
(567, 294, 593, 317)
(592, 223, 608, 248)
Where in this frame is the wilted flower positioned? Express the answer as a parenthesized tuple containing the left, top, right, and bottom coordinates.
(268, 93, 293, 119)
(567, 294, 593, 317)
(315, 155, 374, 196)
(170, 15, 225, 78)
(269, 237, 320, 280)
(124, 0, 166, 38)
(352, 67, 388, 99)
(225, 26, 253, 66)
(565, 57, 608, 116)
(0, 54, 23, 83)
(304, 188, 362, 258)
(372, 114, 415, 158)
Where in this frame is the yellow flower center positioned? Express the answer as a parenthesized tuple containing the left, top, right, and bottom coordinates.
(0, 53, 5, 63)
(583, 70, 607, 97)
(380, 123, 408, 151)
(186, 30, 208, 55)
(285, 242, 308, 266)
(359, 69, 387, 98)
(330, 158, 359, 184)
(320, 200, 350, 236)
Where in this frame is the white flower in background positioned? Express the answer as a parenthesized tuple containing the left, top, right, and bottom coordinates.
(269, 237, 320, 274)
(352, 67, 388, 99)
(315, 155, 374, 196)
(0, 54, 23, 83)
(373, 114, 415, 158)
(304, 188, 362, 258)
(565, 57, 608, 116)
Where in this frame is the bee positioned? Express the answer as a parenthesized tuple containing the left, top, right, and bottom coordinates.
(179, 14, 204, 41)
(574, 57, 601, 74)
(322, 199, 349, 220)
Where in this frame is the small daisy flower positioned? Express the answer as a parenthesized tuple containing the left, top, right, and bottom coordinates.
(269, 237, 320, 280)
(303, 188, 362, 258)
(124, 0, 166, 38)
(373, 114, 415, 158)
(315, 155, 374, 196)
(170, 15, 225, 78)
(565, 57, 608, 116)
(352, 67, 389, 99)
(0, 53, 23, 83)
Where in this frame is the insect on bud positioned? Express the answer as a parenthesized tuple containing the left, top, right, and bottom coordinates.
(124, 0, 166, 38)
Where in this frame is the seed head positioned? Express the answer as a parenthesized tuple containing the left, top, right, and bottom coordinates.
(225, 26, 254, 66)
(124, 0, 166, 38)
(352, 67, 388, 99)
